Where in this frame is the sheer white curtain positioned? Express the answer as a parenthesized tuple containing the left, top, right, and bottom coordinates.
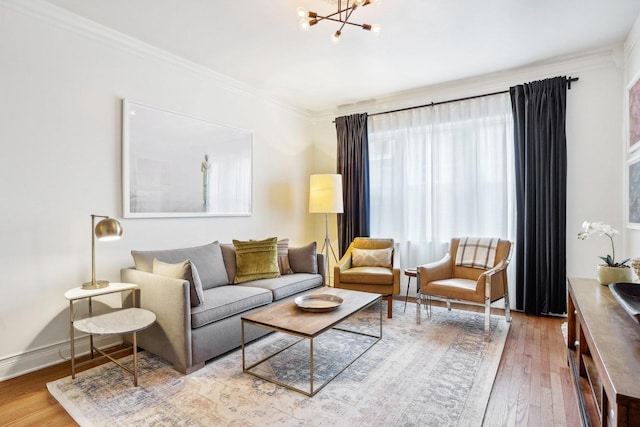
(368, 93, 516, 298)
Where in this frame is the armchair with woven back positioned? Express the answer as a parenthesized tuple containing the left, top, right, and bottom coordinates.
(334, 237, 401, 318)
(416, 237, 512, 333)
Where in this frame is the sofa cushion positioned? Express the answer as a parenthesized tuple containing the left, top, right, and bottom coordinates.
(152, 258, 204, 307)
(288, 242, 318, 274)
(131, 241, 229, 290)
(232, 237, 280, 284)
(351, 247, 393, 268)
(191, 285, 273, 329)
(237, 273, 323, 301)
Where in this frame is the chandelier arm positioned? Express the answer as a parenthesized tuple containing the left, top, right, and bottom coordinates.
(299, 0, 375, 37)
(315, 16, 367, 27)
(318, 7, 356, 20)
(337, 4, 357, 32)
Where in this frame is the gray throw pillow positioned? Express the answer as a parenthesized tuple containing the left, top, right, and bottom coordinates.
(132, 241, 229, 289)
(288, 242, 318, 274)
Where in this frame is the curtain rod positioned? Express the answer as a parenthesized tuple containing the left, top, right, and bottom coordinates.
(333, 76, 579, 122)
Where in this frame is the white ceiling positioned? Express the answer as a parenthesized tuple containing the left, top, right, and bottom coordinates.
(43, 0, 640, 113)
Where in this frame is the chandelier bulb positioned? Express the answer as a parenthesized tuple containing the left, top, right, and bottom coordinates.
(296, 6, 308, 18)
(353, 0, 365, 6)
(371, 24, 381, 34)
(331, 30, 341, 43)
(299, 18, 310, 31)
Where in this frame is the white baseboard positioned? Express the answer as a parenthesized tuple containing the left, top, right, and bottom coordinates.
(0, 335, 122, 381)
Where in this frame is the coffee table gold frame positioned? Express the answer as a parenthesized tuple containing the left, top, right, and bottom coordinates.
(241, 288, 382, 397)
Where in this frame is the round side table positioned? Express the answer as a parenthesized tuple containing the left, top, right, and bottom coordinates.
(404, 268, 418, 312)
(73, 308, 155, 386)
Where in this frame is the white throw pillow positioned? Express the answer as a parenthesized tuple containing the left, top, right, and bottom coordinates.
(351, 248, 393, 268)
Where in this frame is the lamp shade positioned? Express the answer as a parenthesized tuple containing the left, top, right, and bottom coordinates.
(309, 174, 344, 213)
(95, 217, 123, 241)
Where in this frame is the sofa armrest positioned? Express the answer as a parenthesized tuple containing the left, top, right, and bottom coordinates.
(120, 267, 193, 373)
(417, 253, 453, 287)
(316, 252, 325, 282)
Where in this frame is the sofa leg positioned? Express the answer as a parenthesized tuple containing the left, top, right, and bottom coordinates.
(177, 362, 205, 375)
(386, 295, 393, 318)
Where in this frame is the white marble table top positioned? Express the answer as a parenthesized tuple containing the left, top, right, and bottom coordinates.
(73, 308, 156, 335)
(65, 282, 138, 301)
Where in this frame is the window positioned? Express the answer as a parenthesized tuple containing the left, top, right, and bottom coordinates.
(368, 93, 515, 271)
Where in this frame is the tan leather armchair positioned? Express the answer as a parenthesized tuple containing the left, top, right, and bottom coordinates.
(334, 237, 401, 318)
(417, 237, 512, 332)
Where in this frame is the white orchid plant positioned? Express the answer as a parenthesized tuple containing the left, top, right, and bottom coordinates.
(577, 221, 630, 267)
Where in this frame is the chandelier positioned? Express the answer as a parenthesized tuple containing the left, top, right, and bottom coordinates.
(297, 0, 381, 42)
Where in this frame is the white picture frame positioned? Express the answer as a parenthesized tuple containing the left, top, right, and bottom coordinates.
(628, 70, 640, 153)
(122, 99, 252, 218)
(627, 154, 640, 229)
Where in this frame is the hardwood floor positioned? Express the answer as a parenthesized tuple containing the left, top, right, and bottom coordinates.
(484, 310, 581, 426)
(0, 310, 580, 427)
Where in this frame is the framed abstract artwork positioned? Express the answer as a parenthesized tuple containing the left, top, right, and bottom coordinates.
(628, 154, 640, 229)
(122, 99, 252, 218)
(628, 71, 640, 152)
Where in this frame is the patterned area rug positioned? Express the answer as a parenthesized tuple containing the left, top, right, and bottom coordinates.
(48, 301, 509, 427)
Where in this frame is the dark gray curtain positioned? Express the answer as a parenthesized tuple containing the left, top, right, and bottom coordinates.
(510, 77, 568, 315)
(335, 113, 370, 257)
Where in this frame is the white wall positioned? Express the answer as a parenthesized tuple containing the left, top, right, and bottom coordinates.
(0, 2, 315, 379)
(312, 49, 627, 298)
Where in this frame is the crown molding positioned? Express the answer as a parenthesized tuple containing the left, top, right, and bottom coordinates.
(2, 0, 312, 120)
(312, 47, 622, 122)
(625, 13, 640, 58)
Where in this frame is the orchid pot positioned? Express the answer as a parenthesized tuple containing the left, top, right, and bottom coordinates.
(578, 221, 632, 286)
(596, 264, 633, 286)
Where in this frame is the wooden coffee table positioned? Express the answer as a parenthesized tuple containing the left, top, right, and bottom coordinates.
(241, 287, 382, 396)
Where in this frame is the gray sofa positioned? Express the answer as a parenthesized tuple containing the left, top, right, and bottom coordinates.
(120, 240, 324, 374)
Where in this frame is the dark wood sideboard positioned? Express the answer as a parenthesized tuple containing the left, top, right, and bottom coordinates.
(567, 278, 640, 427)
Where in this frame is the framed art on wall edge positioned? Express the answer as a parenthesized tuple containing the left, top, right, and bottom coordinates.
(628, 71, 640, 153)
(628, 154, 640, 229)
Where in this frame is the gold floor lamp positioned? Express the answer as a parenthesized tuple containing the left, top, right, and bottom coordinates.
(82, 214, 123, 289)
(309, 174, 343, 285)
